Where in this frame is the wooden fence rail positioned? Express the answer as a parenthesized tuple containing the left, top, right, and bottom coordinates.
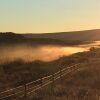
(0, 63, 86, 100)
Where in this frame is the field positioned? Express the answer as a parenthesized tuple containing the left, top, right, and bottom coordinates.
(0, 47, 100, 99)
(29, 48, 100, 100)
(0, 31, 100, 99)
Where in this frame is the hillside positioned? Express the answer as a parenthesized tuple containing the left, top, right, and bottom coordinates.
(0, 32, 92, 46)
(0, 32, 24, 43)
(0, 47, 99, 95)
(2, 29, 100, 45)
(30, 48, 100, 100)
(23, 29, 100, 41)
(41, 61, 100, 100)
(0, 46, 99, 100)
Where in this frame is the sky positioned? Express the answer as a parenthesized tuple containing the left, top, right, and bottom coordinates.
(0, 0, 100, 33)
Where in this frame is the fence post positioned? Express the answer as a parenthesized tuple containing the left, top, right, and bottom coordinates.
(39, 78, 43, 100)
(52, 74, 55, 84)
(40, 78, 43, 87)
(24, 84, 27, 99)
(60, 68, 62, 81)
(51, 74, 55, 96)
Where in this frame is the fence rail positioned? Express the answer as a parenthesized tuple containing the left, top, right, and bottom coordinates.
(0, 63, 86, 100)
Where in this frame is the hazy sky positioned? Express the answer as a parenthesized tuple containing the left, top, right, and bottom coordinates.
(0, 0, 100, 33)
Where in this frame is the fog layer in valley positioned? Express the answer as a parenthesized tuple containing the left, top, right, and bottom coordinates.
(0, 41, 100, 64)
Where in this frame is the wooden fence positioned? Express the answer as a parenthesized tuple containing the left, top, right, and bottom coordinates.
(0, 63, 88, 100)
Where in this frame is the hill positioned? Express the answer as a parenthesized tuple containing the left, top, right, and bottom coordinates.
(0, 32, 24, 43)
(23, 29, 100, 41)
(0, 32, 92, 46)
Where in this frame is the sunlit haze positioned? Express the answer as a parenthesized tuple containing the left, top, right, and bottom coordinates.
(0, 41, 100, 64)
(0, 0, 100, 33)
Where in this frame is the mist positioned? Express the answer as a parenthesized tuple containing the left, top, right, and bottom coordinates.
(0, 44, 86, 64)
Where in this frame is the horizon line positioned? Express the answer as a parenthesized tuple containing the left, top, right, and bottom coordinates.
(0, 28, 100, 34)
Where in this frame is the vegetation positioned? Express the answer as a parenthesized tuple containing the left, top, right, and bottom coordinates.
(28, 47, 100, 100)
(0, 46, 99, 92)
(0, 46, 100, 100)
(0, 32, 100, 99)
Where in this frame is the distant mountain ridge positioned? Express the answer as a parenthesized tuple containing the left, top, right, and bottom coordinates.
(23, 29, 100, 41)
(1, 29, 100, 45)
